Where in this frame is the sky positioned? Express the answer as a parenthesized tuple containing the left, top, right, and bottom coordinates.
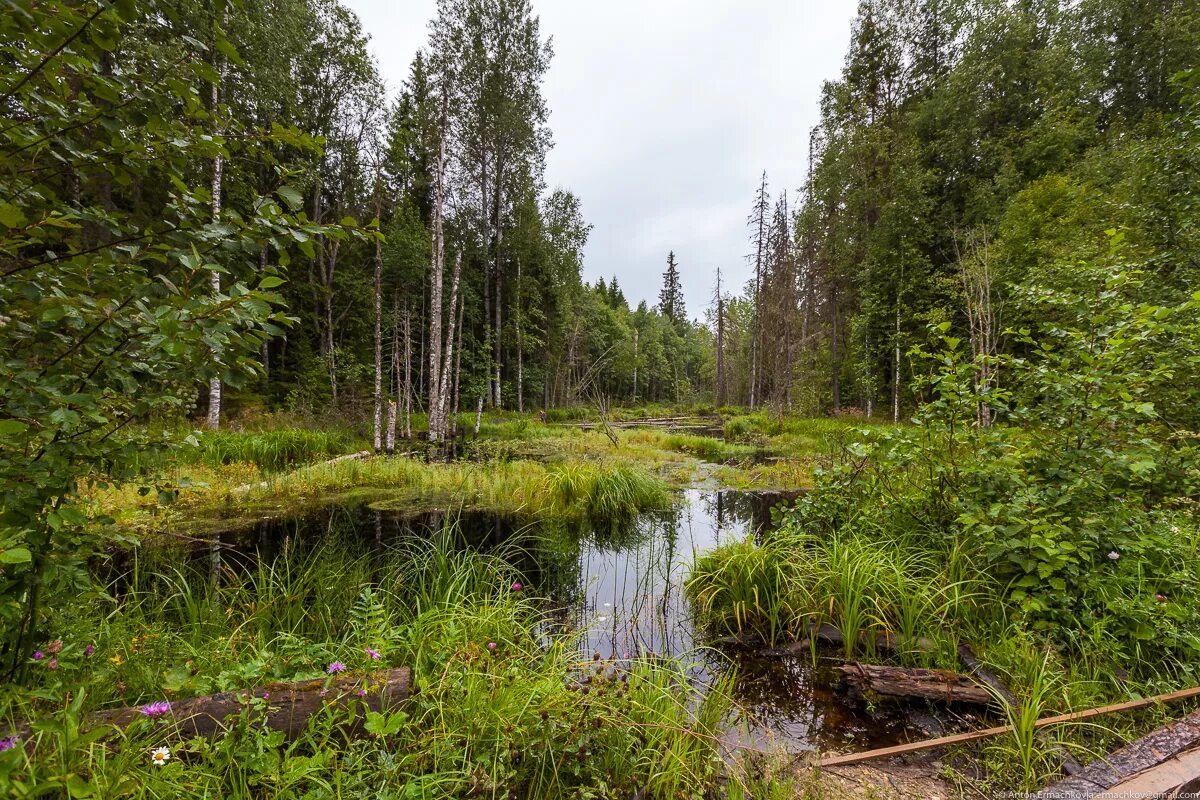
(342, 0, 858, 319)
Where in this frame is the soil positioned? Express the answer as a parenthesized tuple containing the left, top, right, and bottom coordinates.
(796, 756, 957, 799)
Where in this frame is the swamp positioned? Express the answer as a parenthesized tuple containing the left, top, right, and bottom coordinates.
(3, 0, 1200, 797)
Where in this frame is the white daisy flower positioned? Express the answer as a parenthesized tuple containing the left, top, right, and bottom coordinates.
(151, 746, 170, 766)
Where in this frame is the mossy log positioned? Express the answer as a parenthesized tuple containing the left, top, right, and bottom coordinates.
(838, 662, 993, 705)
(89, 667, 411, 740)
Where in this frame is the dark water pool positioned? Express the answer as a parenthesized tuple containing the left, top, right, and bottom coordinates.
(129, 489, 919, 753)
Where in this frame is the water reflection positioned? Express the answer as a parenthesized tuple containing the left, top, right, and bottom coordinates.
(112, 488, 915, 752)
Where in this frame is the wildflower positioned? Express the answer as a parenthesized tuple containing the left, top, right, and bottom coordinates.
(622, 651, 632, 659)
(262, 692, 270, 701)
(1107, 551, 1120, 561)
(511, 581, 522, 592)
(487, 642, 497, 651)
(46, 639, 63, 655)
(150, 746, 170, 766)
(357, 688, 366, 698)
(327, 662, 346, 674)
(32, 651, 43, 661)
(318, 689, 329, 698)
(46, 658, 58, 671)
(365, 647, 381, 661)
(84, 644, 94, 657)
(109, 653, 124, 666)
(0, 736, 18, 752)
(139, 701, 172, 719)
(1156, 593, 1168, 603)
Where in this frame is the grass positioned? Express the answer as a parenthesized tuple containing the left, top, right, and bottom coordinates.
(3, 528, 763, 799)
(686, 524, 985, 661)
(186, 428, 361, 472)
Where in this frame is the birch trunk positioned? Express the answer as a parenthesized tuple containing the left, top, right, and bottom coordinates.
(372, 191, 383, 453)
(403, 305, 412, 440)
(427, 88, 448, 442)
(515, 257, 523, 412)
(205, 5, 229, 431)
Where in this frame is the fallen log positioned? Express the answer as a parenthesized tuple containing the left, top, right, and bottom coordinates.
(819, 684, 1200, 769)
(8, 668, 411, 743)
(1035, 706, 1200, 799)
(838, 662, 993, 705)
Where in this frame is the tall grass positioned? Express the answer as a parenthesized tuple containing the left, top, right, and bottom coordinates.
(187, 429, 358, 471)
(7, 529, 749, 799)
(686, 524, 986, 658)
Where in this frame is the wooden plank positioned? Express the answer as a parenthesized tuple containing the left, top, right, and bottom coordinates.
(819, 685, 1200, 768)
(1097, 748, 1200, 798)
(1037, 707, 1200, 799)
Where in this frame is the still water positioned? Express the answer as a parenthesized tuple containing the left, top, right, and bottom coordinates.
(150, 489, 916, 753)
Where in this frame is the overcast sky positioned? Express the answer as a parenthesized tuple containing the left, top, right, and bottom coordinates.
(343, 0, 857, 319)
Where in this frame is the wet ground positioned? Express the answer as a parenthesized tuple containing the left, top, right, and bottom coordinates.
(124, 488, 921, 754)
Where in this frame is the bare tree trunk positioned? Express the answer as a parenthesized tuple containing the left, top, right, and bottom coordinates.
(830, 280, 841, 412)
(492, 208, 503, 410)
(452, 293, 463, 437)
(372, 190, 383, 453)
(388, 292, 400, 450)
(403, 305, 412, 440)
(474, 394, 484, 435)
(632, 328, 639, 403)
(205, 4, 229, 431)
(435, 253, 463, 439)
(385, 401, 397, 455)
(893, 254, 903, 423)
(515, 258, 523, 413)
(428, 87, 448, 442)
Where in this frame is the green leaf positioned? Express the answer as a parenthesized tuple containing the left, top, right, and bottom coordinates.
(0, 548, 31, 564)
(0, 419, 29, 438)
(258, 276, 286, 290)
(277, 185, 304, 210)
(0, 202, 27, 228)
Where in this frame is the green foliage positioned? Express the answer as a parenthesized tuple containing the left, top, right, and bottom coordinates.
(0, 535, 739, 799)
(188, 429, 358, 472)
(0, 1, 347, 676)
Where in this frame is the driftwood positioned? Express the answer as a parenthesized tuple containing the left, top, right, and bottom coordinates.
(1035, 707, 1200, 799)
(819, 685, 1200, 768)
(958, 643, 1084, 776)
(77, 668, 411, 741)
(838, 662, 994, 705)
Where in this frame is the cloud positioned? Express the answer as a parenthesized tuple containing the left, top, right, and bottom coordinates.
(344, 0, 856, 317)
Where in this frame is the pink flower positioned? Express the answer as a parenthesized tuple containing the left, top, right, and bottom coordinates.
(1156, 593, 1168, 603)
(46, 658, 58, 671)
(357, 688, 366, 698)
(365, 647, 381, 661)
(327, 662, 346, 674)
(84, 644, 94, 657)
(0, 736, 18, 752)
(487, 642, 497, 651)
(139, 701, 172, 719)
(511, 582, 522, 592)
(31, 651, 43, 661)
(262, 692, 270, 700)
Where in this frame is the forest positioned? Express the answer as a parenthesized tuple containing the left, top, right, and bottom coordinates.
(2, 0, 1199, 797)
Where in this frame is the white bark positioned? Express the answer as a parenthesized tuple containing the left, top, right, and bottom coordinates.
(205, 6, 229, 431)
